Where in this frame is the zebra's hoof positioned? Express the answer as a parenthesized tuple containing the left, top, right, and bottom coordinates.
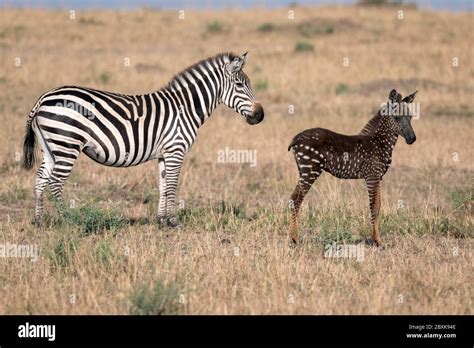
(166, 217, 182, 229)
(31, 217, 43, 227)
(157, 216, 166, 227)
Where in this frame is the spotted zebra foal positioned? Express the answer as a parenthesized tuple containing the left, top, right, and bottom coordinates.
(288, 89, 417, 246)
(22, 52, 264, 227)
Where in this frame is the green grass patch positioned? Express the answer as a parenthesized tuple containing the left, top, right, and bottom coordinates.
(306, 208, 358, 245)
(47, 232, 80, 270)
(380, 210, 471, 239)
(335, 83, 350, 95)
(294, 41, 314, 53)
(78, 17, 104, 26)
(0, 187, 29, 203)
(55, 202, 126, 236)
(98, 72, 112, 85)
(0, 25, 26, 38)
(206, 21, 223, 33)
(449, 186, 473, 213)
(297, 22, 334, 37)
(179, 201, 253, 231)
(129, 281, 182, 315)
(257, 23, 276, 32)
(254, 79, 268, 91)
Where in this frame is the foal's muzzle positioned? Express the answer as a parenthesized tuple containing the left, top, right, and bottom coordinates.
(246, 102, 264, 125)
(405, 134, 416, 145)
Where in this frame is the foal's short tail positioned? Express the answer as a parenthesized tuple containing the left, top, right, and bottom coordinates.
(288, 138, 298, 151)
(22, 98, 42, 170)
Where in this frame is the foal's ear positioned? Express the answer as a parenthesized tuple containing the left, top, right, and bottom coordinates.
(226, 52, 248, 74)
(402, 90, 418, 103)
(389, 89, 402, 103)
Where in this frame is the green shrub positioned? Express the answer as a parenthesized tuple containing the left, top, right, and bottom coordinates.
(129, 281, 181, 315)
(254, 79, 268, 91)
(56, 203, 126, 236)
(294, 41, 314, 53)
(325, 25, 335, 34)
(98, 72, 111, 85)
(48, 233, 80, 269)
(335, 83, 350, 95)
(449, 187, 472, 213)
(257, 23, 276, 32)
(206, 21, 223, 33)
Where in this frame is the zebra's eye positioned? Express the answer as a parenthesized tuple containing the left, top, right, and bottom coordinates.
(235, 81, 244, 88)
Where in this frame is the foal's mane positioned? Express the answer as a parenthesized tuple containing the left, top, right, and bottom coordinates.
(358, 110, 383, 136)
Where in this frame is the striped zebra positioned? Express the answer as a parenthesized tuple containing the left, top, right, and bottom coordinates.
(22, 52, 264, 227)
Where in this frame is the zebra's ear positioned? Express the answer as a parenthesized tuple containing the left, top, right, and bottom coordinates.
(226, 54, 246, 74)
(402, 90, 418, 103)
(241, 51, 249, 66)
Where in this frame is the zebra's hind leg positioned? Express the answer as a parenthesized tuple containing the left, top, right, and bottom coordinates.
(160, 152, 184, 228)
(48, 159, 77, 214)
(33, 160, 53, 226)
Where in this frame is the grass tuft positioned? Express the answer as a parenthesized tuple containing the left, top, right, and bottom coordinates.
(206, 21, 223, 33)
(55, 203, 126, 236)
(129, 281, 182, 315)
(294, 41, 314, 52)
(257, 23, 276, 32)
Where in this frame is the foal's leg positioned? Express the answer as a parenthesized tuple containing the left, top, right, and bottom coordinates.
(289, 160, 321, 243)
(366, 178, 382, 246)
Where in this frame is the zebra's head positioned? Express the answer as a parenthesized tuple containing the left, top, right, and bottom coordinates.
(383, 89, 417, 145)
(221, 52, 264, 125)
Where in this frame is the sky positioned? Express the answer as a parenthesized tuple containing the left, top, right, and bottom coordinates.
(2, 0, 473, 11)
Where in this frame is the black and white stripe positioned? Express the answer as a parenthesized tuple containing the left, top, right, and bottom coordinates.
(22, 52, 264, 226)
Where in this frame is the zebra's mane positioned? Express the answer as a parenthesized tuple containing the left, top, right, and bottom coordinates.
(163, 52, 238, 91)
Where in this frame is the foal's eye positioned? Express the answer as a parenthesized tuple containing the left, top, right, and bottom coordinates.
(235, 81, 244, 87)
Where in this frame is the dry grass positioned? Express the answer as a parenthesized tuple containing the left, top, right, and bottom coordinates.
(0, 5, 472, 314)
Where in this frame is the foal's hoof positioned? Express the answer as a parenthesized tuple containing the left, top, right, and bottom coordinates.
(167, 217, 182, 229)
(365, 237, 383, 248)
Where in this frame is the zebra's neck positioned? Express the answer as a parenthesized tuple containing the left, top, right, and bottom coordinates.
(154, 55, 230, 127)
(146, 54, 238, 157)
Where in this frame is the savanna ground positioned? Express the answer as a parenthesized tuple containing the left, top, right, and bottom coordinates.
(0, 4, 472, 314)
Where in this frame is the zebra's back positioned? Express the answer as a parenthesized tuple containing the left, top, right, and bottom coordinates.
(32, 85, 173, 167)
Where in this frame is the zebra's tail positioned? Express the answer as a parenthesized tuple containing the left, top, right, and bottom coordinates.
(22, 99, 42, 170)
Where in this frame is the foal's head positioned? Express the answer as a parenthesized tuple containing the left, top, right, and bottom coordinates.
(382, 89, 418, 144)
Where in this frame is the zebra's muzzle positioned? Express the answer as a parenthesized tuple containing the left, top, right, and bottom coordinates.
(246, 102, 264, 125)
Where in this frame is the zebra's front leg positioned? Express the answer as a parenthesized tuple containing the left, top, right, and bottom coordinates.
(157, 158, 168, 226)
(158, 153, 184, 228)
